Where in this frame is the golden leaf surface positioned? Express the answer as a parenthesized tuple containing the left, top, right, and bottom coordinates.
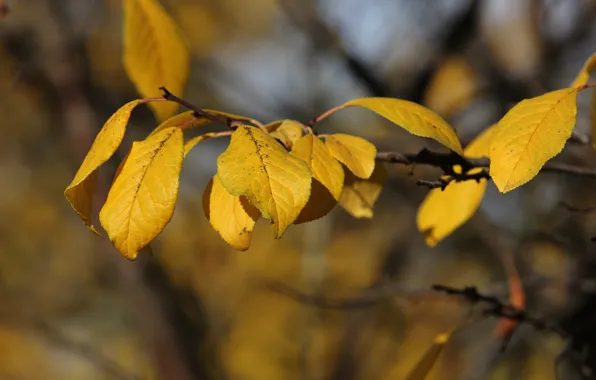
(416, 125, 495, 247)
(99, 127, 183, 259)
(149, 110, 211, 136)
(338, 163, 387, 219)
(292, 134, 344, 200)
(123, 0, 190, 121)
(342, 98, 464, 155)
(570, 54, 596, 150)
(290, 133, 344, 223)
(489, 88, 578, 193)
(325, 134, 376, 179)
(216, 126, 312, 238)
(571, 53, 596, 88)
(64, 100, 141, 234)
(424, 55, 478, 118)
(269, 120, 304, 149)
(203, 176, 260, 250)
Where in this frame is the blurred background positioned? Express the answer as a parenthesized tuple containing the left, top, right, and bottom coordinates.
(1, 0, 596, 379)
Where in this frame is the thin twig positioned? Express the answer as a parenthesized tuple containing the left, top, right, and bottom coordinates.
(376, 148, 596, 182)
(160, 87, 228, 124)
(161, 87, 269, 132)
(432, 285, 565, 336)
(416, 170, 489, 190)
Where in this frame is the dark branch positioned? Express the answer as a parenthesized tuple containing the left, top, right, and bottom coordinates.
(417, 170, 489, 190)
(376, 148, 596, 185)
(160, 87, 226, 124)
(432, 284, 565, 336)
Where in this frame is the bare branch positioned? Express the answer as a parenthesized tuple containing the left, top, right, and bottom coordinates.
(432, 285, 565, 336)
(377, 148, 596, 184)
(416, 170, 489, 190)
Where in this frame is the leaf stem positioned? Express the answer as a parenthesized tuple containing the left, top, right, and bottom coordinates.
(578, 82, 596, 91)
(177, 116, 199, 130)
(160, 87, 227, 124)
(160, 87, 268, 132)
(307, 104, 345, 128)
(248, 118, 268, 133)
(140, 97, 167, 103)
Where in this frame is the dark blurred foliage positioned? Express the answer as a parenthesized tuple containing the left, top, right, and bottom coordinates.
(1, 0, 596, 379)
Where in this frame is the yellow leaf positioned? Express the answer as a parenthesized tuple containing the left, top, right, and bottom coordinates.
(99, 127, 183, 259)
(404, 330, 453, 380)
(338, 163, 387, 219)
(571, 53, 596, 88)
(290, 134, 344, 223)
(184, 132, 215, 157)
(265, 120, 283, 131)
(203, 176, 260, 250)
(123, 0, 190, 121)
(203, 109, 259, 125)
(293, 179, 338, 224)
(64, 100, 141, 234)
(342, 98, 464, 155)
(489, 88, 578, 193)
(149, 110, 211, 136)
(292, 134, 344, 200)
(325, 134, 376, 179)
(217, 126, 311, 238)
(171, 3, 218, 58)
(152, 109, 257, 136)
(417, 126, 496, 247)
(424, 55, 478, 118)
(112, 150, 130, 185)
(269, 120, 304, 149)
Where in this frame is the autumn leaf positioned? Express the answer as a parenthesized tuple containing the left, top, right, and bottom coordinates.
(265, 120, 283, 131)
(64, 100, 141, 234)
(489, 88, 578, 193)
(338, 163, 387, 219)
(569, 54, 596, 150)
(123, 0, 190, 121)
(291, 133, 343, 223)
(341, 98, 464, 155)
(217, 126, 311, 238)
(149, 110, 211, 136)
(424, 55, 479, 118)
(292, 134, 343, 200)
(570, 53, 596, 88)
(203, 176, 260, 250)
(204, 109, 261, 125)
(269, 120, 304, 149)
(417, 125, 495, 247)
(404, 330, 454, 380)
(325, 134, 376, 179)
(99, 127, 183, 259)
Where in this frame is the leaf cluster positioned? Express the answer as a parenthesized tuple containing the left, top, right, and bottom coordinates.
(63, 0, 596, 258)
